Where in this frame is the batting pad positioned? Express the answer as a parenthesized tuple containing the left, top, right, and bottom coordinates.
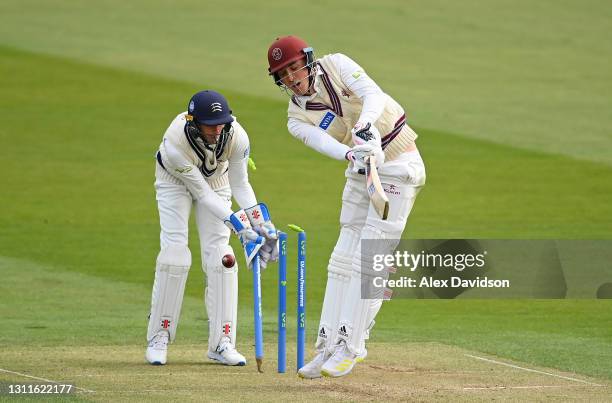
(316, 225, 358, 352)
(147, 244, 191, 342)
(338, 225, 398, 355)
(204, 244, 238, 350)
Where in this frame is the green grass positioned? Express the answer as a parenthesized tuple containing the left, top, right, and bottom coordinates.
(1, 45, 611, 386)
(1, 0, 611, 164)
(1, 2, 612, 397)
(2, 256, 612, 381)
(380, 300, 612, 380)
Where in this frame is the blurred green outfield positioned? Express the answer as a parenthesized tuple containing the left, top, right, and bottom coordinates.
(1, 0, 611, 385)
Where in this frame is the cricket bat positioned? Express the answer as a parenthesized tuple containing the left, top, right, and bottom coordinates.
(365, 156, 389, 220)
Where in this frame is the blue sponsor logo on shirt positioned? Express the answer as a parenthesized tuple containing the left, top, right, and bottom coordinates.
(319, 112, 336, 130)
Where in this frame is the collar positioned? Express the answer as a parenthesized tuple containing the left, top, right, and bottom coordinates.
(291, 63, 343, 117)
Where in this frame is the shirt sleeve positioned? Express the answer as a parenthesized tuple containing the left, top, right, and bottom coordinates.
(331, 53, 386, 124)
(287, 117, 351, 160)
(160, 138, 233, 220)
(228, 121, 258, 209)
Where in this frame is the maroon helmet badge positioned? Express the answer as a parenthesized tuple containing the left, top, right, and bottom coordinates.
(272, 48, 283, 61)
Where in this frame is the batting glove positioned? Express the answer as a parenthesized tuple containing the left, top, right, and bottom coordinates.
(351, 121, 382, 146)
(346, 143, 385, 173)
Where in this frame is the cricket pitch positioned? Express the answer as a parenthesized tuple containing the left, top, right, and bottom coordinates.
(1, 342, 609, 402)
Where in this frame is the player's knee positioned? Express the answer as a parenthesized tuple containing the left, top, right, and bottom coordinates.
(333, 225, 361, 256)
(340, 224, 361, 244)
(354, 224, 399, 276)
(327, 225, 360, 278)
(328, 255, 352, 278)
(157, 244, 191, 272)
(203, 244, 237, 274)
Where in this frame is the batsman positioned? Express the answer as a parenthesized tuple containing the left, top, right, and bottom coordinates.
(267, 36, 426, 378)
(146, 90, 278, 366)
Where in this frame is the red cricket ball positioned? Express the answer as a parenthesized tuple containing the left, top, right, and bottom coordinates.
(222, 254, 235, 268)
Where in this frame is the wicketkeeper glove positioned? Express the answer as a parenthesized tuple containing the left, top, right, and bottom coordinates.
(245, 203, 279, 269)
(224, 209, 264, 269)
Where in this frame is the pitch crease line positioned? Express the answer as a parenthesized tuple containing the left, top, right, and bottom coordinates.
(464, 354, 603, 386)
(73, 372, 253, 377)
(464, 385, 603, 390)
(0, 367, 95, 393)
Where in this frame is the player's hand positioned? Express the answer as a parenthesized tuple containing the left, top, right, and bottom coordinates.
(351, 121, 381, 146)
(224, 209, 264, 269)
(346, 143, 385, 173)
(245, 203, 279, 269)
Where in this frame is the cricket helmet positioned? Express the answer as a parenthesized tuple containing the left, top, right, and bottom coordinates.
(267, 35, 315, 86)
(184, 90, 234, 151)
(186, 90, 234, 126)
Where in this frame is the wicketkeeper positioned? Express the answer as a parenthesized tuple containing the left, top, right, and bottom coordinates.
(146, 90, 278, 366)
(267, 36, 426, 378)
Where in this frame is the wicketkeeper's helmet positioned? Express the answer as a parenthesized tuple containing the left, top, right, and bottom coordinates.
(184, 90, 234, 149)
(186, 90, 234, 126)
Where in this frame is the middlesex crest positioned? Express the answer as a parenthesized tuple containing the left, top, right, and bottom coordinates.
(210, 102, 223, 112)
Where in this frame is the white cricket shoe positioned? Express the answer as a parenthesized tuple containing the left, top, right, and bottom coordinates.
(146, 331, 169, 365)
(298, 350, 331, 379)
(320, 341, 367, 378)
(207, 338, 246, 366)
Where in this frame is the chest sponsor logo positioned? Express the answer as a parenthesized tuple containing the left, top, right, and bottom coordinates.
(319, 111, 336, 130)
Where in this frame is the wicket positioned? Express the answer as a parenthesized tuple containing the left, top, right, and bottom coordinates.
(278, 232, 287, 373)
(276, 227, 306, 373)
(297, 230, 306, 371)
(247, 241, 264, 373)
